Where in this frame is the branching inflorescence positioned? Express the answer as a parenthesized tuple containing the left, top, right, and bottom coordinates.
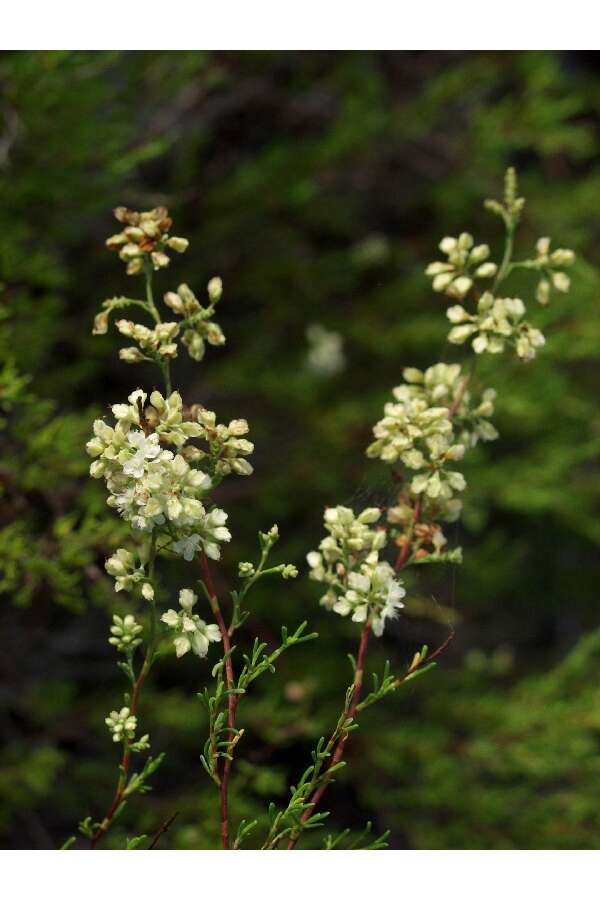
(71, 170, 574, 850)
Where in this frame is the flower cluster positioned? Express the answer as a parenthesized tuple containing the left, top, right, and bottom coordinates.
(533, 237, 575, 305)
(105, 707, 138, 743)
(87, 389, 231, 562)
(161, 589, 222, 658)
(306, 506, 404, 636)
(331, 559, 406, 637)
(164, 280, 225, 362)
(105, 206, 188, 276)
(366, 387, 467, 502)
(116, 319, 180, 364)
(105, 548, 148, 593)
(108, 614, 143, 653)
(426, 233, 497, 299)
(366, 396, 452, 468)
(434, 171, 576, 360)
(186, 408, 254, 477)
(447, 293, 546, 360)
(392, 364, 498, 447)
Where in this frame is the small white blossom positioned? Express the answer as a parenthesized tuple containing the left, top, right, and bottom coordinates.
(161, 589, 221, 659)
(173, 533, 202, 562)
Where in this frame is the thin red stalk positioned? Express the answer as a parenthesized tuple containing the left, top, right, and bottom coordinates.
(200, 552, 238, 850)
(394, 495, 422, 572)
(287, 619, 372, 849)
(90, 667, 148, 849)
(448, 372, 472, 419)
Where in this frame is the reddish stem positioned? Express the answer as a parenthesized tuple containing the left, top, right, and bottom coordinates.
(448, 372, 472, 419)
(200, 552, 238, 850)
(394, 495, 422, 572)
(287, 619, 372, 849)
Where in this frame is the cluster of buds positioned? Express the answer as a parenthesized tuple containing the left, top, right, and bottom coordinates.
(106, 206, 188, 276)
(108, 614, 143, 653)
(426, 233, 497, 299)
(307, 507, 405, 637)
(105, 707, 138, 743)
(306, 507, 385, 606)
(534, 237, 575, 305)
(105, 548, 148, 594)
(447, 293, 545, 360)
(116, 319, 180, 363)
(366, 396, 452, 468)
(164, 280, 225, 362)
(392, 364, 498, 448)
(186, 407, 254, 477)
(238, 560, 298, 579)
(161, 589, 222, 658)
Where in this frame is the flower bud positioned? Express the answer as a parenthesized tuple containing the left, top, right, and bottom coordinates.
(167, 236, 189, 253)
(448, 324, 476, 345)
(432, 272, 454, 292)
(469, 243, 490, 264)
(93, 311, 110, 335)
(439, 236, 457, 254)
(116, 319, 136, 337)
(536, 279, 550, 305)
(536, 236, 551, 257)
(207, 276, 223, 303)
(151, 251, 170, 269)
(447, 305, 470, 323)
(475, 262, 497, 278)
(550, 248, 575, 266)
(448, 276, 472, 299)
(551, 271, 570, 292)
(164, 291, 185, 314)
(119, 347, 146, 363)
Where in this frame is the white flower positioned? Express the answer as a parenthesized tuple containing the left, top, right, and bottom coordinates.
(201, 508, 232, 560)
(178, 588, 197, 611)
(173, 533, 202, 562)
(105, 548, 145, 592)
(322, 557, 406, 637)
(141, 583, 154, 601)
(161, 594, 221, 659)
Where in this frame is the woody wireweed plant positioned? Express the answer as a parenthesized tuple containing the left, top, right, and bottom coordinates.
(68, 169, 575, 850)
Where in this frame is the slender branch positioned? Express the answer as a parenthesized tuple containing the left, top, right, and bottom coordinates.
(200, 552, 237, 849)
(287, 619, 372, 849)
(148, 811, 179, 849)
(493, 220, 515, 293)
(142, 259, 172, 395)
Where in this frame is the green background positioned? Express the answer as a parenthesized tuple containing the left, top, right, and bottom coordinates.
(1, 50, 599, 849)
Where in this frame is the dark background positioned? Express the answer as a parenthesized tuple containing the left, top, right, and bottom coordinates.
(1, 50, 599, 849)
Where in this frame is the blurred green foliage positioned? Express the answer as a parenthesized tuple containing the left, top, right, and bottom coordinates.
(0, 50, 598, 849)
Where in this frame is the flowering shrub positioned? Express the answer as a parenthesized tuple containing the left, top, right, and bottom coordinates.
(70, 169, 574, 850)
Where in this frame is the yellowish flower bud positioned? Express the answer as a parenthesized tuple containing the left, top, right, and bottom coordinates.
(207, 276, 223, 303)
